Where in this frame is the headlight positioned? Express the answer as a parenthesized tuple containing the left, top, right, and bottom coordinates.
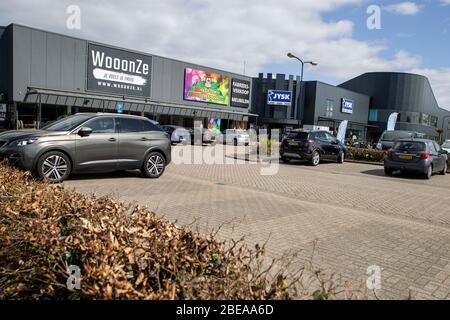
(13, 138, 38, 147)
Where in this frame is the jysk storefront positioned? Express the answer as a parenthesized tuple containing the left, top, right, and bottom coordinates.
(0, 23, 256, 132)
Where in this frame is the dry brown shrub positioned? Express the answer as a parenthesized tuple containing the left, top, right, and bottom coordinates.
(0, 164, 299, 300)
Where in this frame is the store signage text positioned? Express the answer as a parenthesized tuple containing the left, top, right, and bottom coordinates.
(87, 43, 152, 97)
(267, 90, 292, 106)
(341, 98, 354, 114)
(231, 79, 251, 108)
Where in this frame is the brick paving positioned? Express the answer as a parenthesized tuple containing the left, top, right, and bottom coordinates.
(65, 147, 450, 300)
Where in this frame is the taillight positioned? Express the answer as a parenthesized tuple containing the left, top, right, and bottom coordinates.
(388, 149, 394, 158)
(420, 153, 430, 159)
(305, 139, 314, 147)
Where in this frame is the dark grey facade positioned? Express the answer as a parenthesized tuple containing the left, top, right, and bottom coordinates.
(251, 73, 302, 127)
(0, 23, 255, 130)
(251, 74, 371, 141)
(303, 81, 371, 141)
(339, 72, 450, 139)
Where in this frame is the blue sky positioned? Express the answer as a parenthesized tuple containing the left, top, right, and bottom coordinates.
(0, 0, 449, 108)
(263, 1, 450, 86)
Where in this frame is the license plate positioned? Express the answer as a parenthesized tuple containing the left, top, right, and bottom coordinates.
(399, 155, 413, 160)
(289, 141, 299, 147)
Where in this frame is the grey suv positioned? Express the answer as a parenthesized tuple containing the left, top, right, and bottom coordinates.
(0, 113, 171, 183)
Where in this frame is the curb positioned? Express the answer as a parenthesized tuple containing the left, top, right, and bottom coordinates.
(345, 159, 384, 166)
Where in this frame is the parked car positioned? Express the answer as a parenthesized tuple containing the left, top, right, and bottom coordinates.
(384, 139, 447, 179)
(376, 130, 425, 150)
(0, 113, 171, 183)
(161, 125, 191, 145)
(216, 129, 250, 146)
(279, 130, 347, 166)
(442, 140, 450, 153)
(441, 140, 450, 172)
(187, 127, 215, 145)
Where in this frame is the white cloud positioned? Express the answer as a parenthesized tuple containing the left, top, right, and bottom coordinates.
(384, 2, 422, 15)
(410, 68, 450, 110)
(0, 0, 448, 109)
(440, 0, 450, 6)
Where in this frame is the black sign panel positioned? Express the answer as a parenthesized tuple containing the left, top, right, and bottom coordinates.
(230, 78, 251, 108)
(87, 43, 152, 97)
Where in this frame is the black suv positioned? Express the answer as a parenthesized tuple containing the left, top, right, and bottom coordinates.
(280, 130, 347, 166)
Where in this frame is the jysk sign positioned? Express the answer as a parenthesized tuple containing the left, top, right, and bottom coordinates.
(230, 79, 251, 108)
(87, 43, 152, 97)
(267, 90, 292, 106)
(341, 98, 353, 114)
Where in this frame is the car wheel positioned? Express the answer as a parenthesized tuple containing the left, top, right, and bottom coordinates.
(310, 151, 320, 166)
(37, 151, 72, 183)
(425, 165, 433, 180)
(281, 157, 291, 163)
(441, 162, 447, 175)
(141, 151, 166, 179)
(384, 167, 393, 176)
(337, 151, 345, 164)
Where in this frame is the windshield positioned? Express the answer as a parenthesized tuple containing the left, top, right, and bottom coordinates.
(42, 114, 94, 131)
(381, 131, 414, 141)
(442, 142, 450, 149)
(394, 141, 426, 152)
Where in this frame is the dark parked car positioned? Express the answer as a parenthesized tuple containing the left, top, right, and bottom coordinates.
(0, 113, 171, 183)
(280, 130, 347, 166)
(384, 139, 447, 179)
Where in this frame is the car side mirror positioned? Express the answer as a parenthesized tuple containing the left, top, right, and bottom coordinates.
(78, 127, 92, 137)
(441, 149, 448, 155)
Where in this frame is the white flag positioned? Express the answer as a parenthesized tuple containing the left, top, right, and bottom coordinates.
(387, 113, 399, 131)
(337, 120, 348, 143)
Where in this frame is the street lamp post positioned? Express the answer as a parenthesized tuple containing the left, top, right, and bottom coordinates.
(287, 53, 317, 128)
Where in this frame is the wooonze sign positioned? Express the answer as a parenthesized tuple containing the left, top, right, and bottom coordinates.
(267, 90, 292, 106)
(87, 43, 152, 97)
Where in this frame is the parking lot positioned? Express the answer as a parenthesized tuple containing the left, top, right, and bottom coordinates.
(65, 147, 450, 300)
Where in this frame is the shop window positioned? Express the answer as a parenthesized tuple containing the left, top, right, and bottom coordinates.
(369, 109, 378, 122)
(325, 99, 334, 118)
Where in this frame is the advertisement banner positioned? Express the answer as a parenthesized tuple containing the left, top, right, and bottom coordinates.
(341, 99, 353, 114)
(387, 112, 399, 131)
(267, 90, 292, 106)
(87, 43, 152, 97)
(231, 79, 251, 108)
(184, 68, 229, 106)
(207, 118, 221, 135)
(337, 120, 348, 143)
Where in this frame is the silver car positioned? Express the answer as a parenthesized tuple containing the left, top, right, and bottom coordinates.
(0, 113, 171, 183)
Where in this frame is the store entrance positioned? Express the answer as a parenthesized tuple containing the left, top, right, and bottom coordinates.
(17, 103, 38, 129)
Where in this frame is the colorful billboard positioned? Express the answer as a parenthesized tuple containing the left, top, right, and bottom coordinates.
(184, 68, 229, 106)
(207, 118, 221, 135)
